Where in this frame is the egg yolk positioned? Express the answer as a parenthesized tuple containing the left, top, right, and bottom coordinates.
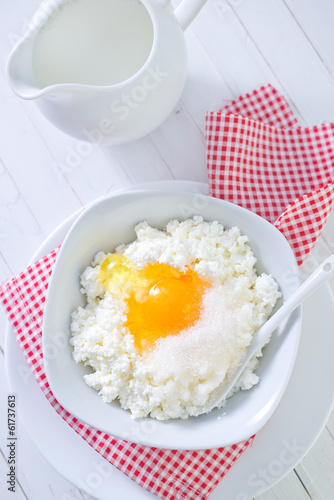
(98, 255, 210, 351)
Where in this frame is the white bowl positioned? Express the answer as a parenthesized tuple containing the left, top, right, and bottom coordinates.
(43, 190, 301, 450)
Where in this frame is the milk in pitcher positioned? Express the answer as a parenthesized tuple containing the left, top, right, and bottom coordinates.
(32, 0, 154, 87)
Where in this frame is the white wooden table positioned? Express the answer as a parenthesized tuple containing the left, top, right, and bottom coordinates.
(1, 1, 334, 499)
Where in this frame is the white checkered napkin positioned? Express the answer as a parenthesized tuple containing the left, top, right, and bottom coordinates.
(206, 84, 334, 265)
(0, 248, 254, 500)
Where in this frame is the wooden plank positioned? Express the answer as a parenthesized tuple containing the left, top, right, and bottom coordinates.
(0, 351, 29, 500)
(181, 29, 235, 127)
(188, 0, 284, 106)
(101, 137, 175, 186)
(0, 255, 13, 352)
(0, 71, 81, 235)
(221, 0, 334, 125)
(284, 0, 334, 80)
(0, 158, 45, 275)
(255, 469, 312, 499)
(295, 427, 334, 499)
(13, 421, 91, 500)
(149, 107, 207, 182)
(0, 452, 28, 500)
(20, 103, 175, 199)
(0, 252, 12, 284)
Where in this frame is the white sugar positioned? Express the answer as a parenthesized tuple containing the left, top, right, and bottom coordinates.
(142, 284, 253, 405)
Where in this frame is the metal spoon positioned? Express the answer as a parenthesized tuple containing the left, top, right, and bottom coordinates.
(207, 253, 334, 412)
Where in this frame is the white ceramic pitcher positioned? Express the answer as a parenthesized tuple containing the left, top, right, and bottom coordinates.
(7, 0, 207, 145)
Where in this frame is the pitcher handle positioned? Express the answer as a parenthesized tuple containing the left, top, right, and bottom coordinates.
(174, 0, 208, 31)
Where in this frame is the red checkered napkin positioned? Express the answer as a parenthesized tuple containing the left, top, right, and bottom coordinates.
(0, 247, 253, 500)
(206, 84, 334, 265)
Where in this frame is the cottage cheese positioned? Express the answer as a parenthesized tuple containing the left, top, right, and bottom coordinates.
(70, 216, 281, 420)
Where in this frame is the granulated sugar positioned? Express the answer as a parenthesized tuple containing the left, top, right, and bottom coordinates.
(144, 286, 250, 386)
(140, 285, 253, 415)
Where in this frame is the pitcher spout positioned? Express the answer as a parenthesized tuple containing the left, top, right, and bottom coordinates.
(7, 0, 68, 99)
(7, 37, 44, 100)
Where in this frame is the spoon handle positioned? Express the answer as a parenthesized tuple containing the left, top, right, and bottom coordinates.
(252, 253, 334, 354)
(207, 254, 334, 412)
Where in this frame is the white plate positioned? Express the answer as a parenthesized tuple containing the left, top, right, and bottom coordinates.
(5, 180, 334, 499)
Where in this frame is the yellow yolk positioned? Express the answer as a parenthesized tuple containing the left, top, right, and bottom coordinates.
(98, 255, 210, 351)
